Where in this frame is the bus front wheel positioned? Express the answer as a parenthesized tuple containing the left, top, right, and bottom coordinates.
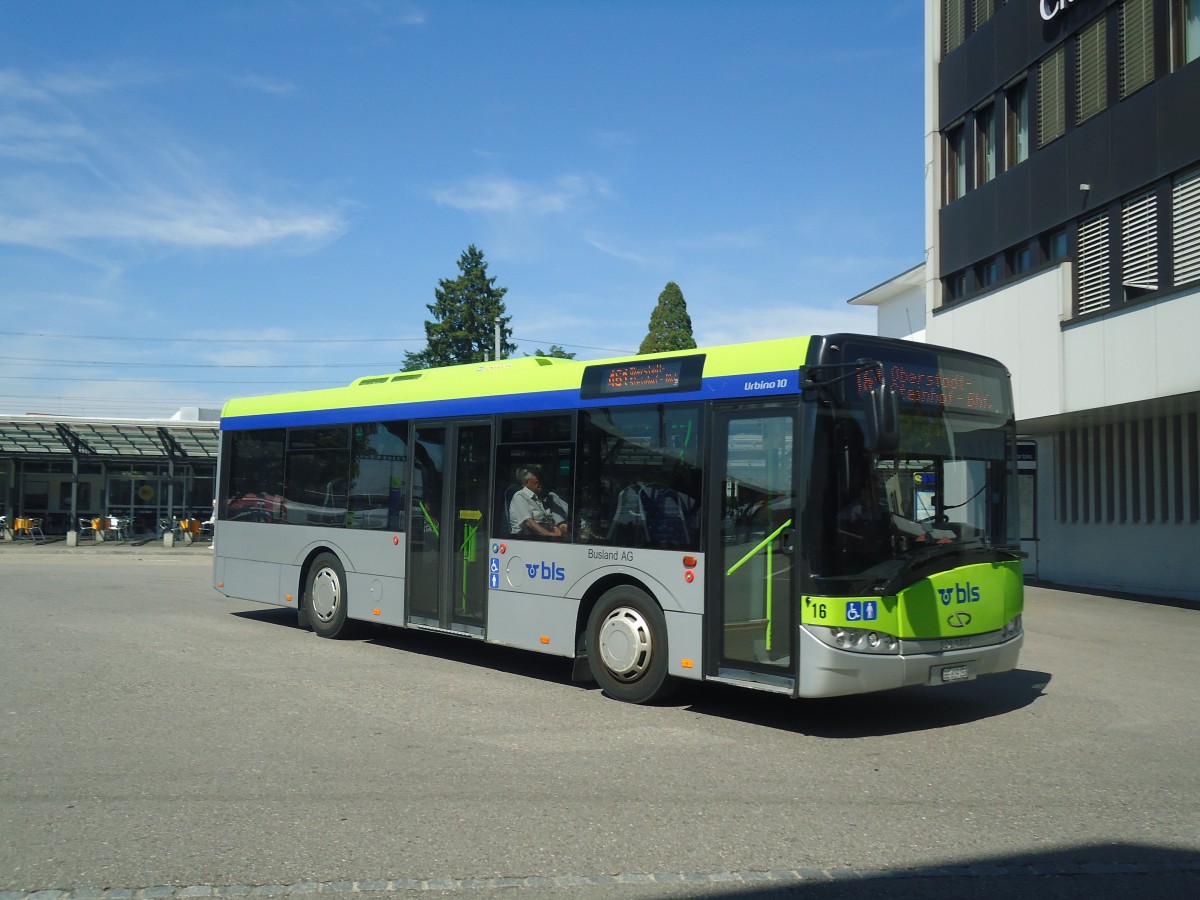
(586, 586, 676, 704)
(305, 552, 351, 639)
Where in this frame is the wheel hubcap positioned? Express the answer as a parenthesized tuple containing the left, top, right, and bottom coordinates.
(597, 606, 653, 682)
(311, 567, 341, 623)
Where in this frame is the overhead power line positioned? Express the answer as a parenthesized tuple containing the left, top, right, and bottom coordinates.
(0, 356, 396, 369)
(0, 330, 424, 345)
(0, 330, 634, 354)
(0, 375, 346, 385)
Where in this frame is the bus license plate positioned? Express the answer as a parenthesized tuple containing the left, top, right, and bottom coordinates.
(933, 663, 975, 685)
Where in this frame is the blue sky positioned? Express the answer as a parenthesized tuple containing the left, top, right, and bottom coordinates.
(0, 0, 923, 418)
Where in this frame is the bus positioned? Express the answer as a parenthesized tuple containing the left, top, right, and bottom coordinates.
(214, 334, 1023, 703)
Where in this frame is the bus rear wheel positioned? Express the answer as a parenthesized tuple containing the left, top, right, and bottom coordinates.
(305, 552, 352, 639)
(586, 586, 676, 704)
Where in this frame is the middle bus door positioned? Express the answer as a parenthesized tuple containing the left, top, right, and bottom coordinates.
(709, 404, 798, 682)
(407, 421, 492, 636)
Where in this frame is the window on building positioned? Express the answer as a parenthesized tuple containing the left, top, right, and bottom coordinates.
(1005, 80, 1029, 168)
(1077, 16, 1109, 124)
(1174, 166, 1200, 285)
(1171, 0, 1200, 70)
(945, 122, 967, 202)
(975, 257, 1000, 288)
(973, 0, 995, 31)
(1120, 0, 1156, 97)
(944, 0, 967, 54)
(1121, 190, 1159, 301)
(974, 103, 997, 186)
(1077, 212, 1112, 315)
(1008, 243, 1034, 275)
(944, 270, 968, 303)
(1038, 47, 1066, 146)
(1044, 227, 1070, 261)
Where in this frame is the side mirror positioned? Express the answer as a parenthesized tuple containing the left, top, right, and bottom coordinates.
(864, 383, 900, 452)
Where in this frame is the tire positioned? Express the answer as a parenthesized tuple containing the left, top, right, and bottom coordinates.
(304, 552, 352, 639)
(585, 585, 676, 704)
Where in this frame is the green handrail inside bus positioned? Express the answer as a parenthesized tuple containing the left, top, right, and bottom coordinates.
(460, 523, 478, 611)
(726, 518, 793, 652)
(418, 500, 439, 538)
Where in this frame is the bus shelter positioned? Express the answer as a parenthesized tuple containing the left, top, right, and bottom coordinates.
(0, 414, 219, 541)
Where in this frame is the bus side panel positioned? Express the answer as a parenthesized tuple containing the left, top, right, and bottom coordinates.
(664, 610, 704, 681)
(486, 589, 578, 658)
(495, 542, 705, 614)
(346, 572, 406, 627)
(215, 521, 408, 621)
(216, 555, 288, 607)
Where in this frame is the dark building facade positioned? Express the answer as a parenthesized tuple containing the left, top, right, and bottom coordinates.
(937, 0, 1199, 313)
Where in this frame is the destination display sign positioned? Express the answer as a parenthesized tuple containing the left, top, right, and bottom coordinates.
(837, 342, 1011, 417)
(580, 354, 705, 399)
(859, 362, 1007, 414)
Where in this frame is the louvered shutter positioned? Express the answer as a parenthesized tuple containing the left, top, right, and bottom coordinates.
(1120, 0, 1154, 98)
(1122, 191, 1158, 295)
(1038, 47, 1065, 147)
(1174, 168, 1200, 286)
(1077, 213, 1111, 315)
(1077, 17, 1108, 124)
(974, 0, 995, 30)
(944, 0, 966, 54)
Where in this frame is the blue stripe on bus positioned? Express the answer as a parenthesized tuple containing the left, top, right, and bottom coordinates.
(221, 369, 800, 431)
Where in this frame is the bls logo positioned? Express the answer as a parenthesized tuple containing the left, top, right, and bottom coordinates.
(526, 561, 566, 581)
(937, 582, 981, 606)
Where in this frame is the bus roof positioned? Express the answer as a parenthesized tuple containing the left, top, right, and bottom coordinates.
(220, 336, 817, 430)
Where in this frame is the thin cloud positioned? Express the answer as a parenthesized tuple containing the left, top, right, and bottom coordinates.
(234, 74, 298, 95)
(583, 232, 651, 265)
(432, 174, 604, 217)
(0, 65, 346, 261)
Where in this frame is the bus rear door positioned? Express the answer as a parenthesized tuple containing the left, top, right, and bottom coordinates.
(407, 421, 492, 636)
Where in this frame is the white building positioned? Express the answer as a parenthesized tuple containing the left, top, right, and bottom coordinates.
(854, 0, 1200, 601)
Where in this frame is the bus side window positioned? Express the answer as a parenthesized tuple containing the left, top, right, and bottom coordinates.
(577, 405, 702, 551)
(223, 428, 285, 523)
(494, 439, 573, 540)
(348, 421, 409, 530)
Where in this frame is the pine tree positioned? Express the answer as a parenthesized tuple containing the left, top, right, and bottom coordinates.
(404, 245, 515, 370)
(530, 345, 576, 359)
(638, 281, 697, 354)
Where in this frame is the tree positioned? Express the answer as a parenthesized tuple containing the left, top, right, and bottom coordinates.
(638, 281, 696, 354)
(403, 245, 515, 370)
(529, 345, 576, 359)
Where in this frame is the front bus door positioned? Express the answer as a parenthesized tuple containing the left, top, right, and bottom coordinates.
(407, 421, 492, 636)
(710, 405, 798, 684)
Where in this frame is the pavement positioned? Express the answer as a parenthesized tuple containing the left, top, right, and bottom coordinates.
(0, 533, 214, 556)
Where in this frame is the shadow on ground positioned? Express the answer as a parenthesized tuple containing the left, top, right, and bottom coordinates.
(232, 606, 1049, 737)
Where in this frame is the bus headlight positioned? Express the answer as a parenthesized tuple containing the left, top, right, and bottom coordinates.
(1001, 614, 1023, 640)
(819, 626, 899, 655)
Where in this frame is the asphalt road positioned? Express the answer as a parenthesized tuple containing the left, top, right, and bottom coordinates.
(1, 545, 1197, 898)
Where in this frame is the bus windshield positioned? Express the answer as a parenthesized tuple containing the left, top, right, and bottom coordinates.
(807, 343, 1018, 597)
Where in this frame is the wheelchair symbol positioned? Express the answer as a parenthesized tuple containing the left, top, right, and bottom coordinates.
(846, 601, 863, 621)
(489, 557, 500, 574)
